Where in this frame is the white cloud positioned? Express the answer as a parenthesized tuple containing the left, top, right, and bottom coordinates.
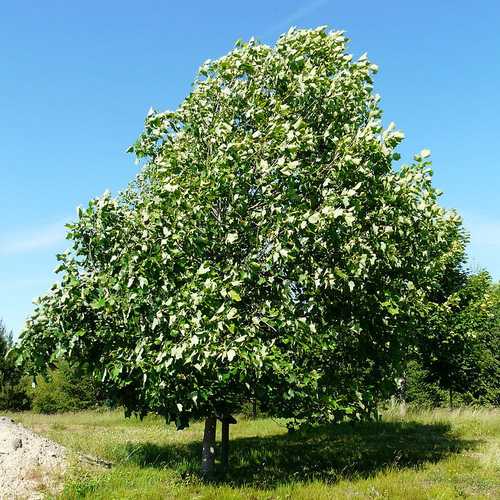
(0, 221, 67, 256)
(267, 0, 330, 35)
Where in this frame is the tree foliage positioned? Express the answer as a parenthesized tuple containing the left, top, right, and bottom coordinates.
(30, 361, 105, 414)
(414, 272, 499, 406)
(0, 319, 30, 410)
(17, 28, 465, 434)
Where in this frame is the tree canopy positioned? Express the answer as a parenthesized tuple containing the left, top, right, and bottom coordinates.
(17, 28, 466, 468)
(416, 272, 500, 406)
(1, 319, 30, 410)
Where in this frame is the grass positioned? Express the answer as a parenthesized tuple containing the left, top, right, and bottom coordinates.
(7, 406, 500, 499)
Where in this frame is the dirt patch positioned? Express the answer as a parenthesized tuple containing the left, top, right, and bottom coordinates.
(0, 416, 67, 499)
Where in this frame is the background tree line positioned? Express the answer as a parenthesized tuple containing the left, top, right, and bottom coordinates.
(0, 318, 103, 413)
(404, 272, 499, 407)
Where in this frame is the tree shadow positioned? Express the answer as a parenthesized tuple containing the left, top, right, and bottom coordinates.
(117, 419, 477, 488)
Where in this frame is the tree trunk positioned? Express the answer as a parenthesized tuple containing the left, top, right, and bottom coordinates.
(449, 388, 453, 409)
(201, 415, 217, 479)
(221, 418, 230, 470)
(252, 398, 257, 419)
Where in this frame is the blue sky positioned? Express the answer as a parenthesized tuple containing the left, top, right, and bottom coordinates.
(1, 1, 499, 336)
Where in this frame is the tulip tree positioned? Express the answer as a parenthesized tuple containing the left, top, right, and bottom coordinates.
(17, 27, 465, 477)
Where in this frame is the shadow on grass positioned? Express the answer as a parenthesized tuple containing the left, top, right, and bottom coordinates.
(118, 420, 476, 488)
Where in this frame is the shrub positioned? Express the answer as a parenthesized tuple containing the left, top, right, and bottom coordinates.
(31, 362, 102, 414)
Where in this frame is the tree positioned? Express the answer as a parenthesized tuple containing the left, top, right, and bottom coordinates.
(16, 27, 465, 477)
(0, 319, 30, 410)
(0, 319, 14, 386)
(416, 272, 499, 407)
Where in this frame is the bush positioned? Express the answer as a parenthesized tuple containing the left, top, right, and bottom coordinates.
(0, 315, 105, 413)
(0, 318, 106, 413)
(31, 362, 103, 414)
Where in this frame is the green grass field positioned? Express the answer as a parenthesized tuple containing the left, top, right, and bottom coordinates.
(8, 407, 500, 499)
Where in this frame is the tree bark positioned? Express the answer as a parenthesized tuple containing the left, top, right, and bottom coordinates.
(221, 418, 230, 470)
(252, 398, 257, 419)
(201, 415, 217, 479)
(449, 388, 453, 409)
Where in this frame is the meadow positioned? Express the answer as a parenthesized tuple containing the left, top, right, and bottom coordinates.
(8, 406, 500, 499)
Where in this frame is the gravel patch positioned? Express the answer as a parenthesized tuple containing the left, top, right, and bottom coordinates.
(0, 416, 67, 499)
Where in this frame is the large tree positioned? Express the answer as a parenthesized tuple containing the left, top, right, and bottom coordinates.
(17, 27, 465, 477)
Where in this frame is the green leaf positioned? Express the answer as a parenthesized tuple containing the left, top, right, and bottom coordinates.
(197, 263, 210, 275)
(308, 212, 320, 224)
(165, 183, 179, 192)
(227, 308, 238, 320)
(226, 233, 238, 244)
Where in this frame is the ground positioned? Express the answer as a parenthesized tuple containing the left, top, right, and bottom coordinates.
(0, 416, 66, 499)
(6, 407, 500, 499)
